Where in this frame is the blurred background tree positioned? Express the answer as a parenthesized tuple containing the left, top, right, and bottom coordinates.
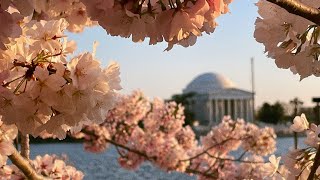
(167, 92, 196, 126)
(257, 102, 285, 124)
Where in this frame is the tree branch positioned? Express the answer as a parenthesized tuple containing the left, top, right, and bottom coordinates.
(104, 137, 260, 179)
(20, 134, 30, 159)
(8, 149, 49, 180)
(307, 146, 320, 180)
(266, 0, 320, 25)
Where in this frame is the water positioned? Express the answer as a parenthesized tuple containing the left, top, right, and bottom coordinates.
(29, 137, 302, 180)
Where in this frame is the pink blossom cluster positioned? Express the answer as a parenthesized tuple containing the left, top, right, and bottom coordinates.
(115, 97, 194, 171)
(0, 154, 84, 179)
(200, 118, 276, 156)
(0, 18, 121, 139)
(27, 0, 97, 33)
(255, 0, 320, 80)
(76, 91, 195, 171)
(0, 0, 234, 50)
(82, 0, 233, 50)
(81, 124, 111, 153)
(190, 117, 277, 179)
(0, 0, 95, 38)
(0, 119, 17, 167)
(104, 90, 150, 145)
(241, 124, 276, 156)
(0, 5, 22, 49)
(76, 91, 278, 179)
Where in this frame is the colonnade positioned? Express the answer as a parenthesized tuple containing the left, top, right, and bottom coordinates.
(207, 98, 253, 125)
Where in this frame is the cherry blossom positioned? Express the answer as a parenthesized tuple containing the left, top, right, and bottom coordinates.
(0, 0, 320, 179)
(0, 119, 17, 166)
(74, 91, 277, 179)
(82, 0, 233, 50)
(0, 18, 121, 139)
(290, 113, 309, 132)
(264, 155, 281, 177)
(255, 0, 320, 80)
(266, 114, 320, 179)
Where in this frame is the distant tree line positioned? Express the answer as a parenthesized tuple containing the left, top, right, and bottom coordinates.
(167, 92, 196, 126)
(257, 98, 318, 125)
(257, 102, 286, 124)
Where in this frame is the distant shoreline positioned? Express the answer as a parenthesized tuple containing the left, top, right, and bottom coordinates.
(29, 136, 83, 144)
(276, 133, 306, 138)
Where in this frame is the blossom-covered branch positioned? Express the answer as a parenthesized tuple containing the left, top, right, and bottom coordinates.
(263, 113, 320, 179)
(71, 91, 278, 179)
(0, 17, 121, 139)
(2, 0, 320, 179)
(255, 0, 320, 80)
(266, 0, 320, 25)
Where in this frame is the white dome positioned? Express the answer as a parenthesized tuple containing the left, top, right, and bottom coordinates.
(183, 73, 235, 94)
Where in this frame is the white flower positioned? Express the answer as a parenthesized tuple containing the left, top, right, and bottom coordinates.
(264, 155, 281, 177)
(26, 19, 68, 53)
(290, 113, 309, 132)
(304, 124, 319, 148)
(28, 66, 66, 106)
(67, 53, 101, 90)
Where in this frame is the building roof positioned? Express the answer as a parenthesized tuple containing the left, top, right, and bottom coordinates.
(183, 72, 236, 94)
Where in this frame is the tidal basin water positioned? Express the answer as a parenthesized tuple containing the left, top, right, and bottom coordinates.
(30, 137, 303, 180)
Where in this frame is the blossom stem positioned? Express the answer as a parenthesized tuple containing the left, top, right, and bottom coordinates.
(185, 168, 217, 179)
(307, 145, 320, 180)
(9, 149, 49, 180)
(13, 78, 26, 94)
(180, 137, 248, 162)
(205, 152, 264, 164)
(2, 75, 25, 87)
(20, 134, 30, 160)
(266, 0, 320, 26)
(105, 138, 217, 178)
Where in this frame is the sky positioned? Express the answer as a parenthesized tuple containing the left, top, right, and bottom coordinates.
(68, 0, 320, 108)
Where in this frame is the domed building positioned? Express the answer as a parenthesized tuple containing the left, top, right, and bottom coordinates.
(183, 73, 254, 131)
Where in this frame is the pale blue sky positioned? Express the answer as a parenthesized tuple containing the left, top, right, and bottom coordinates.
(68, 0, 320, 107)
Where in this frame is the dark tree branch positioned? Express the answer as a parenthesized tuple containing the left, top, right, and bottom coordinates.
(266, 0, 320, 25)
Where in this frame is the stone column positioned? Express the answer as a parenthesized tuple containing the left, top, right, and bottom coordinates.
(240, 99, 244, 119)
(227, 99, 231, 117)
(214, 99, 219, 123)
(207, 100, 213, 125)
(220, 99, 226, 118)
(246, 99, 250, 121)
(234, 99, 238, 119)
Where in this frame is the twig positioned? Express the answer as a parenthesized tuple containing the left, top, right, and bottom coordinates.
(180, 137, 247, 162)
(237, 151, 247, 161)
(185, 168, 217, 179)
(205, 152, 264, 164)
(266, 0, 320, 25)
